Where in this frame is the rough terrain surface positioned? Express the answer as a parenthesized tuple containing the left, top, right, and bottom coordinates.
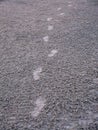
(0, 0, 98, 130)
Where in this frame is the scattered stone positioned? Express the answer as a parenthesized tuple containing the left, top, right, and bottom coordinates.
(31, 97, 46, 117)
(47, 17, 52, 21)
(43, 36, 49, 42)
(48, 25, 53, 31)
(48, 49, 58, 57)
(33, 67, 42, 80)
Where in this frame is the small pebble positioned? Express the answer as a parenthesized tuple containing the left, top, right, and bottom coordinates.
(43, 36, 49, 42)
(47, 17, 52, 21)
(68, 4, 72, 7)
(48, 25, 53, 31)
(33, 67, 42, 80)
(57, 7, 61, 11)
(48, 49, 58, 57)
(59, 13, 65, 16)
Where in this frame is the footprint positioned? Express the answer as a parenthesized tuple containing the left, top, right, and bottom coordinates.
(33, 67, 42, 80)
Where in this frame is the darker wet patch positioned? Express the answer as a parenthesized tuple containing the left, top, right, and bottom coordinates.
(0, 0, 7, 2)
(87, 0, 98, 6)
(14, 1, 27, 5)
(10, 0, 28, 5)
(0, 0, 10, 4)
(0, 0, 27, 4)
